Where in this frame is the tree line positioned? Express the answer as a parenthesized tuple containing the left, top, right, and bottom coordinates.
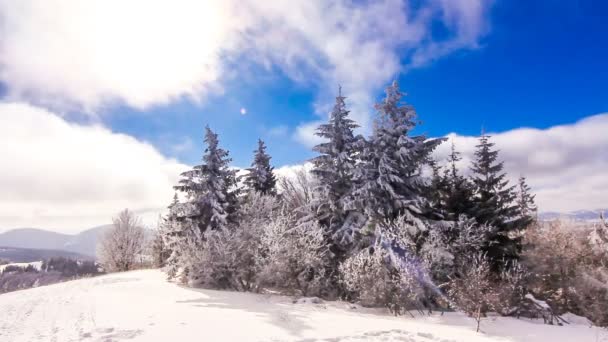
(145, 81, 606, 328)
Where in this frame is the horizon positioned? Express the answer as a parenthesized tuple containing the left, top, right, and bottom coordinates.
(1, 1, 607, 233)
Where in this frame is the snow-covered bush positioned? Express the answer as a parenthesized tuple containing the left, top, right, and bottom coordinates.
(256, 213, 331, 297)
(522, 221, 587, 313)
(339, 243, 428, 315)
(151, 223, 171, 268)
(589, 214, 608, 267)
(447, 252, 497, 332)
(277, 168, 319, 221)
(193, 192, 278, 291)
(494, 260, 529, 316)
(97, 209, 146, 272)
(522, 220, 608, 326)
(419, 216, 492, 284)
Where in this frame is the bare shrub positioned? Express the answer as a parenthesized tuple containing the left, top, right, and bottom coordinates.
(522, 219, 608, 326)
(97, 209, 146, 272)
(494, 260, 529, 317)
(522, 220, 588, 313)
(277, 168, 318, 220)
(447, 253, 497, 332)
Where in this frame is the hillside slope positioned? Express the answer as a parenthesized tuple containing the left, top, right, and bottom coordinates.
(0, 269, 604, 342)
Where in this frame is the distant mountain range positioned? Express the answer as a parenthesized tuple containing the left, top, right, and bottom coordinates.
(538, 209, 607, 222)
(0, 225, 112, 258)
(0, 246, 93, 263)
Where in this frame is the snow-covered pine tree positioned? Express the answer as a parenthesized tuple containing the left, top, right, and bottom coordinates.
(515, 175, 537, 227)
(469, 133, 522, 267)
(349, 81, 443, 225)
(311, 87, 360, 234)
(152, 215, 171, 268)
(174, 126, 239, 234)
(161, 193, 184, 277)
(244, 139, 277, 196)
(423, 159, 449, 220)
(442, 141, 476, 221)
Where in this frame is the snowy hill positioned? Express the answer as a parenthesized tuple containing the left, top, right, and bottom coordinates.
(0, 225, 111, 257)
(0, 269, 604, 342)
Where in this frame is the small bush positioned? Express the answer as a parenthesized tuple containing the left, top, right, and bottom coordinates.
(256, 214, 331, 297)
(339, 242, 428, 316)
(447, 253, 497, 332)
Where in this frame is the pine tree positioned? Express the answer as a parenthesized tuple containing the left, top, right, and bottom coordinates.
(470, 133, 521, 267)
(424, 159, 449, 220)
(175, 126, 238, 234)
(162, 193, 185, 277)
(515, 175, 537, 227)
(244, 139, 277, 196)
(442, 141, 475, 221)
(349, 81, 443, 224)
(311, 86, 360, 232)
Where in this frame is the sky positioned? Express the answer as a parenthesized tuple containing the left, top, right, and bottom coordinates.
(0, 0, 607, 233)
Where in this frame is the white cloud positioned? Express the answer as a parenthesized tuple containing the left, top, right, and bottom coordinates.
(267, 125, 289, 137)
(434, 114, 608, 213)
(0, 102, 188, 233)
(294, 121, 326, 148)
(274, 162, 314, 182)
(0, 0, 491, 139)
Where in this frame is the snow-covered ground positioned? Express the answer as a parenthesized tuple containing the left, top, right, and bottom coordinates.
(0, 269, 605, 342)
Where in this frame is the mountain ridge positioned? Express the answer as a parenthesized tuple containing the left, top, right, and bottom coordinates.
(0, 225, 112, 257)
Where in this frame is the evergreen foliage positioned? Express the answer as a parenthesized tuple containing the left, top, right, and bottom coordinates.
(349, 81, 443, 223)
(442, 142, 476, 221)
(244, 139, 277, 196)
(311, 87, 360, 234)
(470, 133, 522, 266)
(515, 175, 537, 227)
(174, 126, 239, 234)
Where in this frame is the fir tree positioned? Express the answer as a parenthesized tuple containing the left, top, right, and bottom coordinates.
(515, 175, 537, 227)
(311, 87, 360, 232)
(162, 193, 185, 277)
(470, 133, 521, 266)
(244, 139, 277, 196)
(175, 126, 238, 234)
(350, 81, 443, 224)
(424, 159, 449, 220)
(442, 141, 475, 221)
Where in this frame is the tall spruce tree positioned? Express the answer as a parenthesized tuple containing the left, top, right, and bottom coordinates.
(244, 139, 277, 196)
(470, 133, 521, 266)
(442, 141, 475, 221)
(311, 87, 360, 232)
(424, 159, 450, 220)
(515, 175, 537, 227)
(350, 81, 443, 224)
(175, 126, 238, 234)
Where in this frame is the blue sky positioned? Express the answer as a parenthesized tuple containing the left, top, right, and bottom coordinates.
(0, 0, 607, 231)
(100, 0, 608, 168)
